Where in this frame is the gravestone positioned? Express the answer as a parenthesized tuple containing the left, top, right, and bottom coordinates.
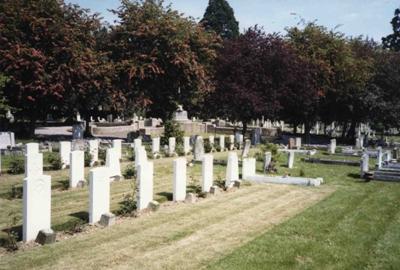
(329, 139, 337, 154)
(209, 135, 215, 146)
(23, 175, 52, 242)
(136, 161, 154, 210)
(106, 148, 122, 181)
(135, 146, 148, 169)
(88, 140, 99, 166)
(288, 151, 295, 169)
(134, 138, 142, 150)
(152, 137, 160, 154)
(183, 137, 191, 155)
(241, 139, 251, 158)
(0, 132, 15, 149)
(251, 128, 262, 145)
(112, 139, 123, 160)
(173, 105, 189, 122)
(89, 167, 111, 224)
(24, 143, 43, 179)
(229, 135, 235, 150)
(225, 152, 239, 188)
(194, 136, 205, 161)
(201, 154, 214, 193)
(360, 153, 369, 178)
(60, 141, 71, 169)
(173, 158, 187, 201)
(69, 150, 85, 188)
(168, 137, 176, 156)
(219, 135, 225, 151)
(264, 152, 272, 172)
(288, 138, 296, 150)
(72, 139, 85, 151)
(72, 122, 85, 140)
(377, 147, 383, 169)
(295, 137, 302, 150)
(242, 158, 256, 179)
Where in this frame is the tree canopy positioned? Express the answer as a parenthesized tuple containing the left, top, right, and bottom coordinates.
(383, 8, 400, 51)
(201, 0, 239, 39)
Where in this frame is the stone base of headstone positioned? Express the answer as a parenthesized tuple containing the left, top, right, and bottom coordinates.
(99, 213, 116, 227)
(110, 175, 122, 182)
(36, 229, 56, 245)
(149, 201, 160, 211)
(76, 180, 86, 188)
(234, 180, 242, 188)
(185, 193, 197, 203)
(210, 186, 220, 195)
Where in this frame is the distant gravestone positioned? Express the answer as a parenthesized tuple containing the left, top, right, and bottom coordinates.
(229, 135, 235, 150)
(89, 140, 99, 166)
(288, 138, 296, 150)
(194, 136, 205, 161)
(24, 143, 43, 179)
(152, 137, 160, 154)
(0, 132, 15, 149)
(136, 161, 154, 210)
(60, 141, 71, 169)
(173, 158, 187, 201)
(69, 151, 85, 188)
(251, 128, 262, 145)
(295, 137, 302, 150)
(72, 122, 85, 140)
(242, 158, 256, 179)
(288, 151, 295, 169)
(219, 135, 225, 152)
(360, 153, 369, 178)
(329, 139, 337, 154)
(183, 137, 191, 155)
(225, 152, 239, 188)
(201, 154, 214, 193)
(241, 139, 251, 158)
(264, 152, 272, 172)
(135, 146, 147, 169)
(112, 139, 123, 160)
(169, 137, 176, 156)
(106, 148, 121, 181)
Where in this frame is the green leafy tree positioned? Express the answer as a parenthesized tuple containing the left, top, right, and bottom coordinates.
(201, 0, 239, 39)
(383, 8, 400, 51)
(0, 74, 10, 118)
(108, 0, 220, 121)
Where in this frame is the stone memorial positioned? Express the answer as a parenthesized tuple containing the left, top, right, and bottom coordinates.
(360, 153, 369, 178)
(60, 141, 71, 169)
(251, 128, 262, 145)
(69, 150, 85, 188)
(295, 137, 302, 150)
(229, 135, 235, 150)
(23, 175, 52, 242)
(152, 137, 160, 154)
(135, 146, 148, 169)
(288, 151, 295, 169)
(194, 136, 205, 161)
(0, 132, 15, 149)
(241, 139, 251, 158)
(136, 161, 154, 210)
(106, 148, 122, 181)
(201, 154, 214, 193)
(377, 147, 383, 169)
(24, 143, 43, 179)
(72, 122, 85, 140)
(89, 167, 111, 224)
(209, 135, 215, 146)
(219, 135, 225, 152)
(183, 136, 191, 155)
(134, 138, 142, 150)
(329, 139, 337, 154)
(168, 137, 176, 156)
(264, 152, 272, 172)
(242, 158, 256, 179)
(88, 140, 99, 166)
(173, 158, 187, 201)
(288, 138, 296, 150)
(112, 139, 123, 160)
(173, 105, 189, 122)
(225, 152, 239, 188)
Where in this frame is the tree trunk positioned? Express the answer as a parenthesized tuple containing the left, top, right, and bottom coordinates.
(341, 122, 348, 140)
(84, 115, 93, 138)
(304, 122, 311, 144)
(346, 120, 357, 140)
(242, 122, 248, 137)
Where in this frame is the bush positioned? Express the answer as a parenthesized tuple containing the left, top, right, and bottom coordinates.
(215, 144, 222, 152)
(176, 144, 185, 156)
(162, 120, 184, 145)
(204, 140, 212, 153)
(84, 151, 92, 167)
(46, 153, 62, 170)
(117, 182, 137, 216)
(8, 157, 24, 175)
(98, 148, 107, 164)
(123, 165, 136, 180)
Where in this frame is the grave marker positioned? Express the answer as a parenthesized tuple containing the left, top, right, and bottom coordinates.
(201, 154, 214, 193)
(173, 158, 187, 201)
(89, 167, 111, 224)
(136, 161, 154, 210)
(60, 141, 71, 169)
(69, 150, 85, 188)
(226, 152, 239, 188)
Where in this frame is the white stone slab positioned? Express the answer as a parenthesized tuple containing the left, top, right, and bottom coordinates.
(202, 154, 214, 193)
(229, 135, 235, 150)
(69, 150, 85, 188)
(152, 137, 160, 154)
(288, 151, 295, 169)
(89, 167, 110, 224)
(329, 139, 336, 154)
(169, 137, 176, 155)
(24, 143, 43, 179)
(247, 175, 322, 187)
(194, 136, 205, 161)
(209, 136, 215, 145)
(106, 148, 121, 181)
(136, 161, 154, 210)
(60, 141, 71, 169)
(23, 175, 51, 242)
(26, 143, 39, 155)
(89, 140, 99, 166)
(112, 139, 123, 160)
(264, 152, 272, 171)
(219, 135, 225, 151)
(135, 146, 148, 169)
(242, 158, 256, 179)
(173, 158, 187, 201)
(295, 137, 302, 150)
(183, 137, 191, 155)
(226, 152, 239, 188)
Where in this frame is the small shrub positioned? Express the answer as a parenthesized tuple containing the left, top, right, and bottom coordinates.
(117, 182, 137, 216)
(123, 165, 136, 180)
(8, 158, 24, 175)
(46, 153, 62, 170)
(98, 148, 107, 163)
(4, 211, 20, 252)
(10, 184, 23, 199)
(215, 144, 222, 152)
(299, 167, 306, 177)
(204, 140, 212, 153)
(176, 144, 185, 156)
(84, 151, 92, 167)
(126, 147, 135, 161)
(254, 151, 264, 162)
(162, 120, 184, 145)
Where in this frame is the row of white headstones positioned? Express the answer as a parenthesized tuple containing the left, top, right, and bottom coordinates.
(22, 137, 254, 243)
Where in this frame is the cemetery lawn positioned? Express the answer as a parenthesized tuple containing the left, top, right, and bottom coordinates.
(0, 149, 399, 269)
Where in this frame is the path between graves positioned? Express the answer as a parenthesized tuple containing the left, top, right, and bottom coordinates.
(0, 184, 334, 270)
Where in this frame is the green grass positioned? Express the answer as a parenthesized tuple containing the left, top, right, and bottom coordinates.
(208, 151, 400, 270)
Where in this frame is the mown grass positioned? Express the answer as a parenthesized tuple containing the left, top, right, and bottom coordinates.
(208, 150, 400, 270)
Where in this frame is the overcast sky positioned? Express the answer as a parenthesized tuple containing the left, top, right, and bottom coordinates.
(66, 0, 399, 42)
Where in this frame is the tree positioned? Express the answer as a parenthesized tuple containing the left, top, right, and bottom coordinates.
(108, 0, 220, 121)
(383, 8, 400, 51)
(200, 0, 239, 39)
(0, 0, 110, 134)
(0, 74, 10, 124)
(209, 27, 305, 135)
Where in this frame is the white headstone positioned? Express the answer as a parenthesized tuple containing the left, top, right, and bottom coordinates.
(106, 148, 121, 181)
(23, 175, 51, 242)
(295, 137, 302, 150)
(89, 167, 110, 224)
(361, 153, 369, 178)
(264, 152, 272, 172)
(242, 158, 256, 179)
(69, 150, 85, 188)
(24, 143, 43, 179)
(242, 139, 251, 158)
(229, 135, 235, 150)
(169, 137, 176, 156)
(60, 141, 71, 169)
(112, 139, 123, 160)
(219, 135, 225, 151)
(288, 151, 295, 169)
(173, 158, 187, 201)
(89, 140, 99, 166)
(134, 138, 142, 150)
(136, 161, 154, 210)
(329, 139, 336, 154)
(226, 152, 239, 188)
(377, 147, 383, 169)
(209, 136, 215, 145)
(135, 146, 148, 169)
(202, 154, 214, 193)
(194, 136, 205, 161)
(152, 137, 160, 154)
(183, 137, 191, 155)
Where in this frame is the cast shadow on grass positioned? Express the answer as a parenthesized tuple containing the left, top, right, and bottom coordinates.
(157, 192, 173, 202)
(1, 224, 23, 247)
